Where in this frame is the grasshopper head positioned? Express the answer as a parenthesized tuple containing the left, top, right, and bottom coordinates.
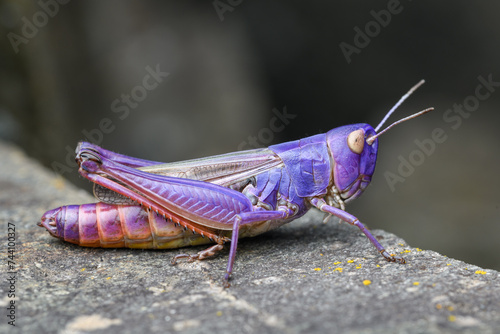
(325, 80, 434, 204)
(326, 124, 378, 202)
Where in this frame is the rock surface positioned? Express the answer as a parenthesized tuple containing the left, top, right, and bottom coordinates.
(0, 140, 498, 334)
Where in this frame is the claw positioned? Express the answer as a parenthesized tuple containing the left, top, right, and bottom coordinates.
(170, 244, 224, 265)
(380, 250, 406, 264)
(223, 272, 231, 288)
(170, 253, 192, 265)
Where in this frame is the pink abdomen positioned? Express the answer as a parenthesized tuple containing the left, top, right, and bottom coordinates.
(40, 203, 211, 249)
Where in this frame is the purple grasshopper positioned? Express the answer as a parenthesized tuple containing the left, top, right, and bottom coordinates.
(39, 80, 433, 287)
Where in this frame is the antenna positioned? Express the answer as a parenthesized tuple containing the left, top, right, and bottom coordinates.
(374, 79, 426, 132)
(366, 107, 434, 145)
(366, 80, 433, 145)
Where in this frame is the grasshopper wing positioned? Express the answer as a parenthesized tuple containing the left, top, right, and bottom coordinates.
(78, 149, 267, 231)
(139, 148, 283, 186)
(81, 143, 282, 205)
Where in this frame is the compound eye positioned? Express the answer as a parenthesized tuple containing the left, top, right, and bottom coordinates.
(347, 129, 365, 154)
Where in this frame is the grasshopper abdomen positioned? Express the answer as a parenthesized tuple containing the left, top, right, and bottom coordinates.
(39, 203, 214, 249)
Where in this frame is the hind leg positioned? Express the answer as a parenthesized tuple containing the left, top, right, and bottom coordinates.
(171, 244, 224, 265)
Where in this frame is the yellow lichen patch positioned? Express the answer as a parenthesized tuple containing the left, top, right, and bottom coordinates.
(416, 248, 423, 251)
(447, 306, 454, 311)
(320, 253, 324, 256)
(446, 263, 451, 266)
(313, 268, 322, 271)
(216, 311, 222, 317)
(355, 264, 362, 269)
(448, 315, 456, 322)
(475, 270, 487, 275)
(333, 261, 341, 265)
(398, 243, 405, 246)
(363, 280, 371, 286)
(376, 265, 380, 268)
(333, 268, 343, 273)
(403, 249, 411, 253)
(436, 303, 442, 310)
(106, 277, 111, 280)
(347, 260, 354, 263)
(413, 282, 420, 286)
(80, 268, 86, 272)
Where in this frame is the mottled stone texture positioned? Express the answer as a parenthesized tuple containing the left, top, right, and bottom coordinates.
(0, 140, 498, 334)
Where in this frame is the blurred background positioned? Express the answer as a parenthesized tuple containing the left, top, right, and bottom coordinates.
(0, 0, 499, 270)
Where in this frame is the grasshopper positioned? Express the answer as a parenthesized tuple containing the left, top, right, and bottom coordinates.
(39, 80, 433, 287)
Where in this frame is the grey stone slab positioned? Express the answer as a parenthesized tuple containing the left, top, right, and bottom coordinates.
(0, 140, 498, 334)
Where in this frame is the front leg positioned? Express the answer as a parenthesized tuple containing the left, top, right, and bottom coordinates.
(310, 197, 405, 264)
